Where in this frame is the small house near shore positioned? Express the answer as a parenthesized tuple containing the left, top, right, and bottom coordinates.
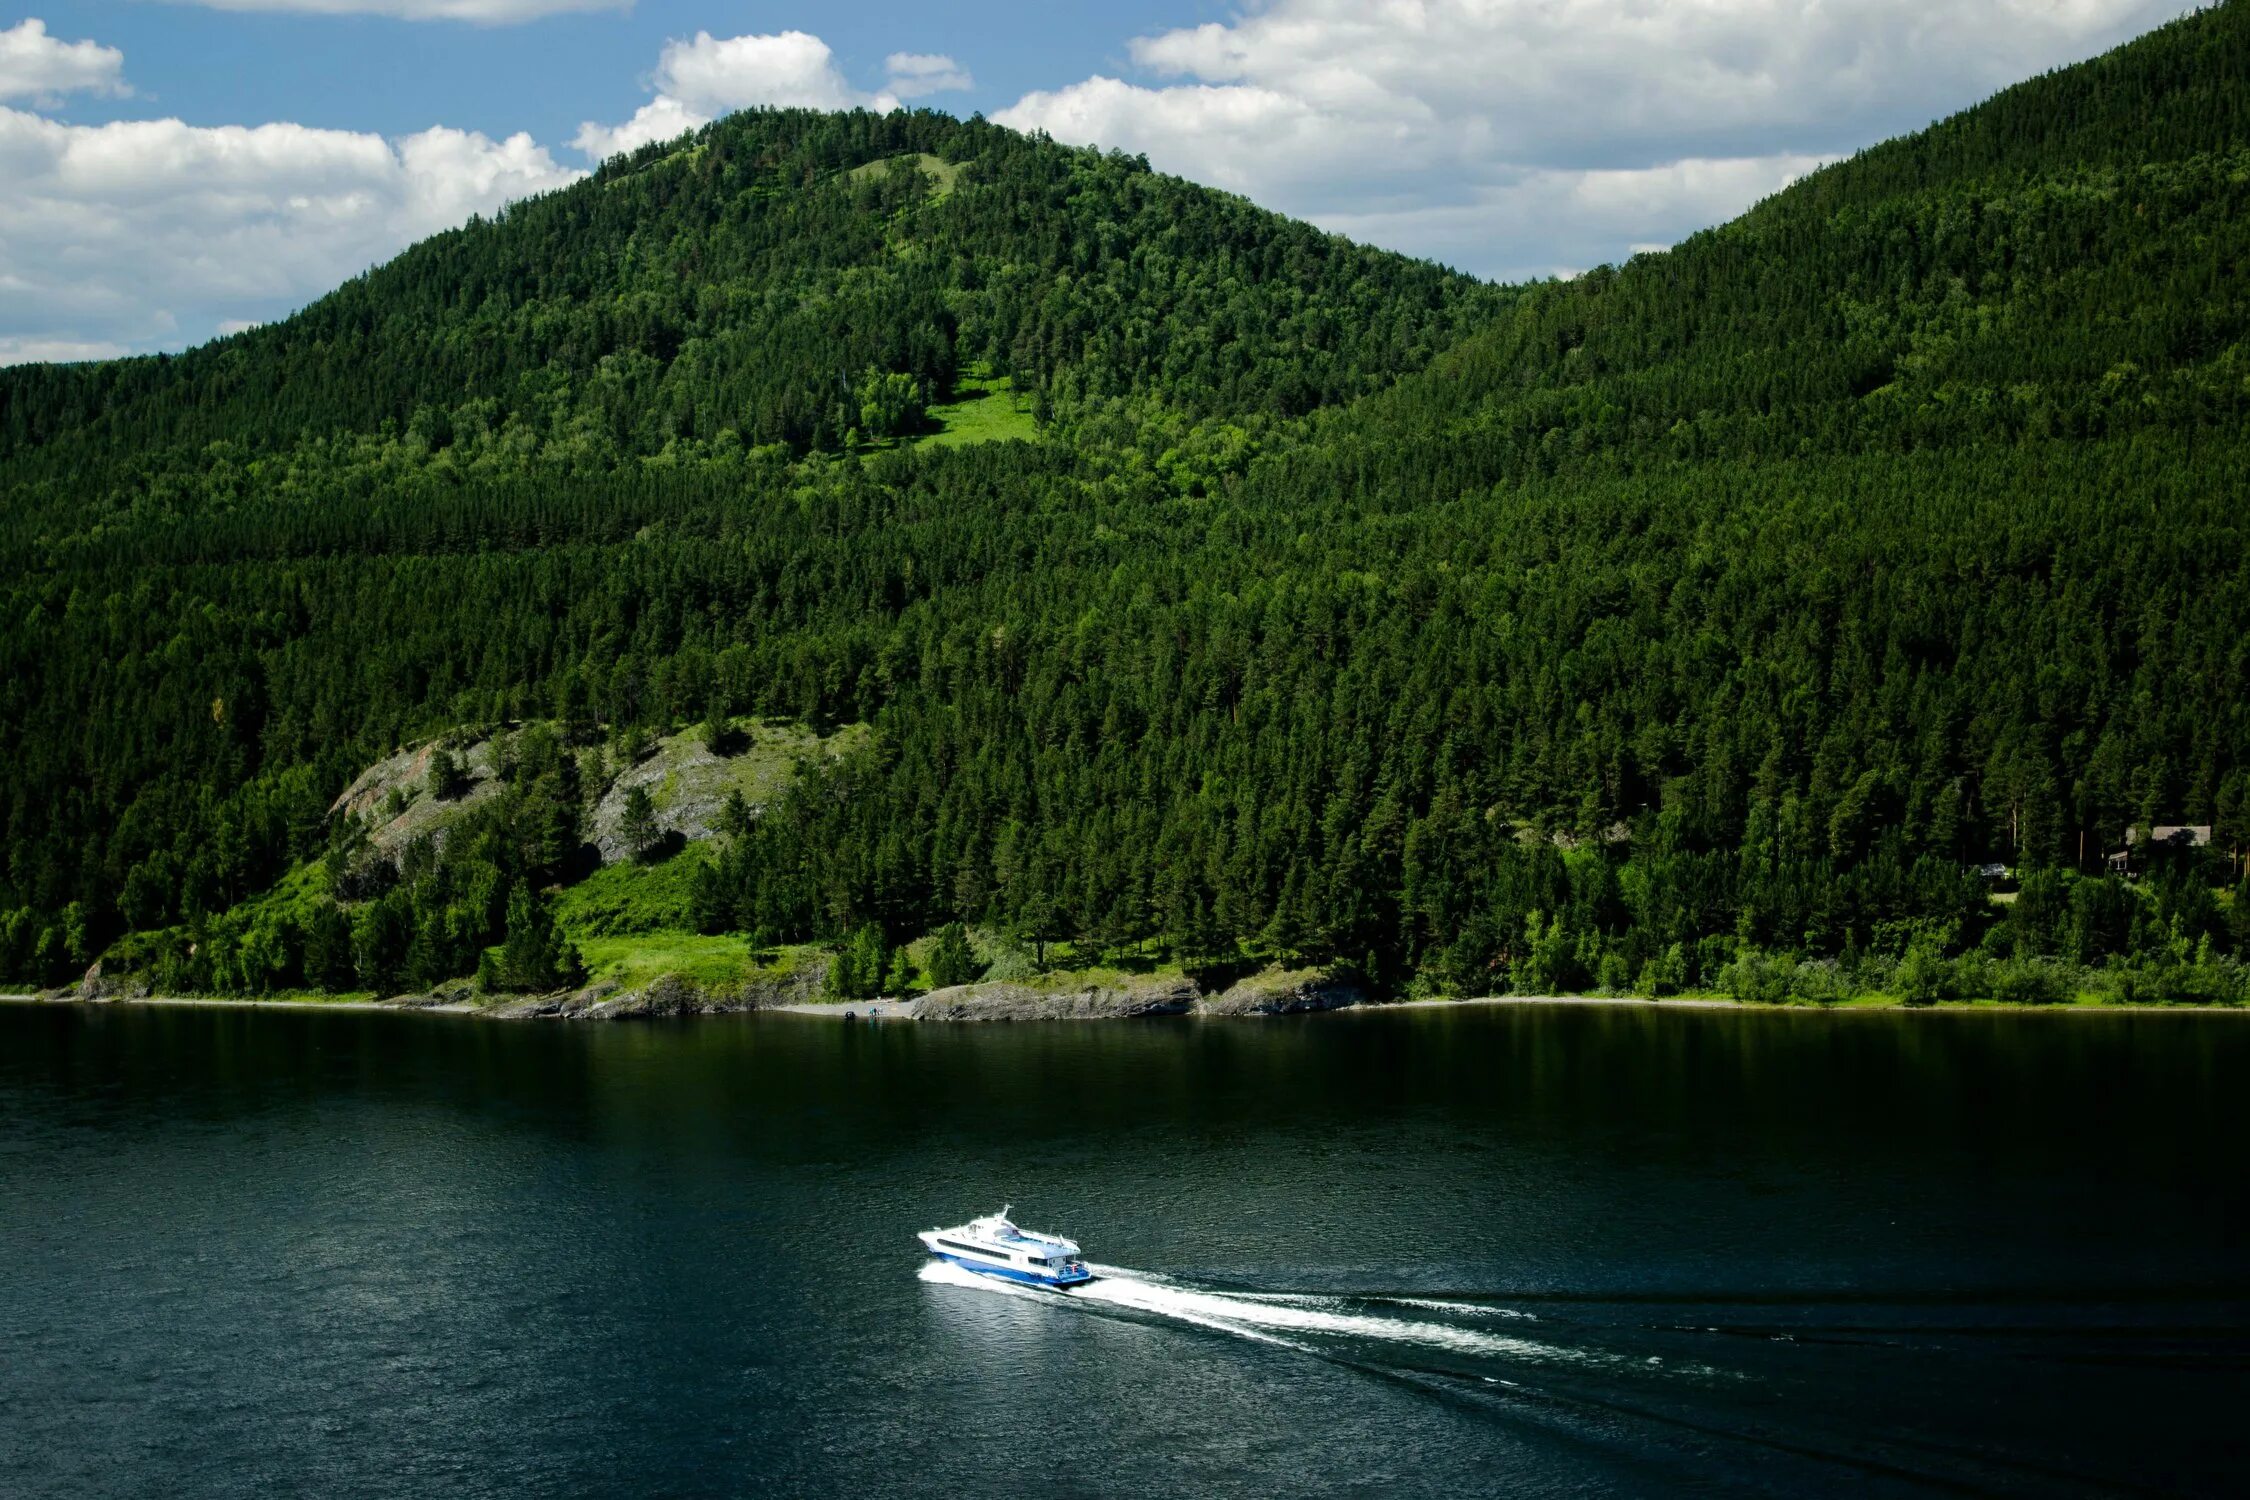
(2104, 824, 2212, 876)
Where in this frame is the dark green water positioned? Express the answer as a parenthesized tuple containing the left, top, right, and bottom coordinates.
(3, 1001, 2246, 1496)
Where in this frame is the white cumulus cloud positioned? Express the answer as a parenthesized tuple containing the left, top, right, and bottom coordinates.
(1319, 154, 1839, 281)
(571, 93, 705, 162)
(0, 105, 582, 363)
(884, 52, 973, 100)
(0, 334, 131, 365)
(997, 0, 2206, 277)
(574, 30, 973, 162)
(0, 18, 127, 104)
(654, 28, 862, 113)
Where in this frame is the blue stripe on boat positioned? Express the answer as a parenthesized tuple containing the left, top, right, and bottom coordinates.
(935, 1253, 1093, 1288)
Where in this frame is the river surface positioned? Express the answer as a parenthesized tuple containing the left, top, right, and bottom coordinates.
(3, 1001, 2246, 1496)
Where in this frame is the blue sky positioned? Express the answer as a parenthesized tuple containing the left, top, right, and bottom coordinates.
(1, 2, 2206, 364)
(23, 3, 1192, 142)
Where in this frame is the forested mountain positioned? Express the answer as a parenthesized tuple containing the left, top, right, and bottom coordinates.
(2, 4, 2247, 1002)
(0, 111, 1493, 495)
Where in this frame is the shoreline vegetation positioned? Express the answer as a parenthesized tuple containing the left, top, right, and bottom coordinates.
(8, 732, 2245, 1019)
(7, 974, 2243, 1024)
(6, 993, 2244, 1023)
(15, 831, 2245, 1021)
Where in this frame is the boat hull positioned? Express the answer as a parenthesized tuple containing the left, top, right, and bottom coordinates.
(932, 1252, 1094, 1289)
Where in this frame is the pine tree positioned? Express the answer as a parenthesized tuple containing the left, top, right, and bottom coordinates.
(427, 747, 468, 801)
(927, 921, 979, 988)
(497, 882, 547, 991)
(825, 922, 889, 1000)
(492, 880, 578, 992)
(622, 784, 660, 863)
(717, 788, 754, 838)
(702, 700, 736, 756)
(305, 902, 356, 990)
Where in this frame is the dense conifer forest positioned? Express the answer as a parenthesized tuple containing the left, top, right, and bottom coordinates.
(2, 4, 2247, 1002)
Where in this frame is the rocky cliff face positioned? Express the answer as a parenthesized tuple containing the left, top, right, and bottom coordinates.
(326, 719, 867, 864)
(586, 722, 865, 864)
(328, 737, 504, 858)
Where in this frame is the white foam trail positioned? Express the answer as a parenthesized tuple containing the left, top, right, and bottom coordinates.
(1070, 1272, 1579, 1364)
(1076, 1265, 1631, 1369)
(918, 1257, 1310, 1349)
(1090, 1273, 1532, 1322)
(922, 1259, 1746, 1394)
(1381, 1296, 1538, 1321)
(922, 1260, 1733, 1384)
(1224, 1290, 1533, 1323)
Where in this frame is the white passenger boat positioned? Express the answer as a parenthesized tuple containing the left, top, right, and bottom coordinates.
(918, 1207, 1094, 1288)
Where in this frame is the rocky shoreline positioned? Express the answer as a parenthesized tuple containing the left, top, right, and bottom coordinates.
(20, 962, 1366, 1023)
(777, 966, 1364, 1023)
(19, 965, 2240, 1022)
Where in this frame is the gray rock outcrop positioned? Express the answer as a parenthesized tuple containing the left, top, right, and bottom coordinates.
(482, 956, 831, 1021)
(1198, 966, 1364, 1016)
(328, 736, 504, 859)
(911, 975, 1201, 1022)
(326, 719, 869, 869)
(72, 961, 151, 1003)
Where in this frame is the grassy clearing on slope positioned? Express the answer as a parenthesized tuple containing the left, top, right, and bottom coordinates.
(916, 374, 1038, 449)
(847, 152, 965, 200)
(554, 846, 710, 937)
(574, 935, 754, 989)
(572, 935, 823, 991)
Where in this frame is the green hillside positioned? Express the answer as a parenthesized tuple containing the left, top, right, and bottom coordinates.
(2, 5, 2247, 1003)
(0, 110, 1492, 487)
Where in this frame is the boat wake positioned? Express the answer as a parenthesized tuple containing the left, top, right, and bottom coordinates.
(916, 1258, 2211, 1491)
(917, 1258, 1710, 1376)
